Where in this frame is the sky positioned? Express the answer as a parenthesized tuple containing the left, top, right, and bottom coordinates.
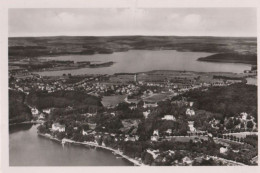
(9, 8, 257, 37)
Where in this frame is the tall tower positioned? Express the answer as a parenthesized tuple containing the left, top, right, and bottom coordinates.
(134, 74, 137, 83)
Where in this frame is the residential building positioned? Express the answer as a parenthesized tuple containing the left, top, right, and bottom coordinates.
(52, 123, 65, 132)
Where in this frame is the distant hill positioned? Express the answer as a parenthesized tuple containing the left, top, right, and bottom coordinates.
(198, 53, 257, 65)
(9, 36, 257, 62)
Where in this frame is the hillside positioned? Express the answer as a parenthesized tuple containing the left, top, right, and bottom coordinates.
(198, 53, 257, 65)
(26, 90, 103, 110)
(9, 90, 32, 124)
(178, 83, 257, 119)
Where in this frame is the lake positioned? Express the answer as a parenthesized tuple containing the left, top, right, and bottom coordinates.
(36, 50, 251, 76)
(9, 124, 133, 166)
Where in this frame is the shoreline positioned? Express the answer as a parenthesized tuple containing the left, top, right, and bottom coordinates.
(38, 133, 143, 166)
(9, 120, 43, 126)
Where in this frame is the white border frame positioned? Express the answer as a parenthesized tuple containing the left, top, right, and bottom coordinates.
(1, 0, 259, 173)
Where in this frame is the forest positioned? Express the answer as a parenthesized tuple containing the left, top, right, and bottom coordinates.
(178, 83, 257, 120)
(26, 90, 103, 110)
(9, 90, 32, 124)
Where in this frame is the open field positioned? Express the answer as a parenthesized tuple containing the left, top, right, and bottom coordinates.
(101, 95, 127, 107)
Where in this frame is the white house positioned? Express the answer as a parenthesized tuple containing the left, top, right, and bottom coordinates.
(38, 113, 45, 120)
(166, 129, 172, 134)
(153, 129, 159, 136)
(143, 110, 151, 119)
(143, 101, 158, 108)
(52, 123, 65, 132)
(162, 115, 176, 121)
(189, 102, 194, 107)
(151, 135, 159, 141)
(125, 136, 137, 142)
(220, 147, 228, 154)
(241, 112, 248, 121)
(82, 130, 88, 135)
(43, 108, 52, 114)
(129, 105, 137, 110)
(186, 108, 195, 116)
(31, 107, 39, 115)
(182, 156, 193, 165)
(188, 121, 196, 132)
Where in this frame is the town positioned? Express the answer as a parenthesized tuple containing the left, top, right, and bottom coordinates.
(9, 66, 258, 166)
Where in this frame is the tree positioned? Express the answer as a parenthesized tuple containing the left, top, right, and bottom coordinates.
(247, 121, 254, 129)
(226, 119, 234, 130)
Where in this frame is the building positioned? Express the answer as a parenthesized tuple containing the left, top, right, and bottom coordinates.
(43, 108, 52, 114)
(161, 115, 176, 121)
(134, 74, 138, 83)
(188, 121, 196, 132)
(186, 108, 195, 116)
(220, 147, 228, 154)
(143, 101, 158, 108)
(165, 129, 172, 135)
(151, 135, 159, 141)
(153, 129, 159, 136)
(143, 110, 150, 119)
(182, 156, 193, 165)
(125, 135, 139, 142)
(31, 107, 39, 115)
(129, 104, 137, 110)
(241, 112, 248, 121)
(52, 123, 65, 132)
(38, 113, 45, 120)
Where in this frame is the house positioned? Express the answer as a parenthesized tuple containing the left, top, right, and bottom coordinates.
(189, 102, 194, 107)
(143, 110, 151, 119)
(186, 108, 195, 116)
(31, 107, 39, 115)
(165, 129, 172, 134)
(188, 121, 196, 132)
(182, 156, 193, 165)
(162, 115, 176, 121)
(209, 118, 220, 129)
(129, 104, 137, 110)
(251, 156, 258, 165)
(124, 136, 136, 142)
(220, 147, 228, 154)
(241, 112, 248, 121)
(82, 130, 88, 135)
(151, 129, 159, 141)
(88, 123, 97, 130)
(43, 108, 52, 114)
(38, 113, 45, 120)
(143, 101, 158, 108)
(52, 123, 65, 132)
(153, 129, 159, 136)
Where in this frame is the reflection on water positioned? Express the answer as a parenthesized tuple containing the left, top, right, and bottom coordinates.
(9, 123, 33, 134)
(36, 50, 251, 76)
(9, 124, 133, 166)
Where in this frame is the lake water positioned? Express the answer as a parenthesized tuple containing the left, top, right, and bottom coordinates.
(9, 124, 133, 166)
(36, 50, 251, 76)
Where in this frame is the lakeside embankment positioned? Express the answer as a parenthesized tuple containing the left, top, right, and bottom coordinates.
(9, 120, 43, 126)
(38, 133, 143, 166)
